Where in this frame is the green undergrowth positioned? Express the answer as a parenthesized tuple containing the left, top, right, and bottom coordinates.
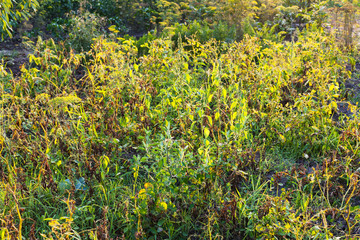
(1, 26, 360, 239)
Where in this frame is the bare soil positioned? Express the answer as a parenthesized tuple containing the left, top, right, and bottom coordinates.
(0, 37, 31, 76)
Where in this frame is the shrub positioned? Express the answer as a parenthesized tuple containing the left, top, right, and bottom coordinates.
(67, 11, 106, 52)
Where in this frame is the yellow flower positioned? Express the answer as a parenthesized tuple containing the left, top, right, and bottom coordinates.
(138, 189, 147, 199)
(159, 202, 167, 211)
(144, 183, 153, 189)
(284, 223, 291, 230)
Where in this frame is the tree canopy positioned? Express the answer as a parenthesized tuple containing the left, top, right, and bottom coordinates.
(0, 0, 38, 39)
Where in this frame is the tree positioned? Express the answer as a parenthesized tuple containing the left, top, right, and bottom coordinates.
(0, 0, 39, 39)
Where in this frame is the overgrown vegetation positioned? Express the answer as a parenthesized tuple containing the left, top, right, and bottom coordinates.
(1, 0, 360, 239)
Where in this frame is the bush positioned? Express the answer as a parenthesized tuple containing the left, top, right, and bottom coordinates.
(166, 20, 237, 43)
(67, 11, 107, 52)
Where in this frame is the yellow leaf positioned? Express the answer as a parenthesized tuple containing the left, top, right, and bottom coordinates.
(230, 101, 237, 110)
(207, 94, 213, 103)
(108, 25, 119, 33)
(330, 101, 337, 110)
(204, 127, 210, 138)
(215, 112, 220, 121)
(185, 74, 191, 83)
(231, 112, 237, 120)
(311, 126, 320, 132)
(222, 88, 227, 99)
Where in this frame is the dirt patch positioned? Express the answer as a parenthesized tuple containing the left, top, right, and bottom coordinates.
(345, 62, 360, 105)
(0, 37, 31, 76)
(333, 62, 360, 122)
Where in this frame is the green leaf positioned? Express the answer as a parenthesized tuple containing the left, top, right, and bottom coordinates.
(207, 116, 213, 126)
